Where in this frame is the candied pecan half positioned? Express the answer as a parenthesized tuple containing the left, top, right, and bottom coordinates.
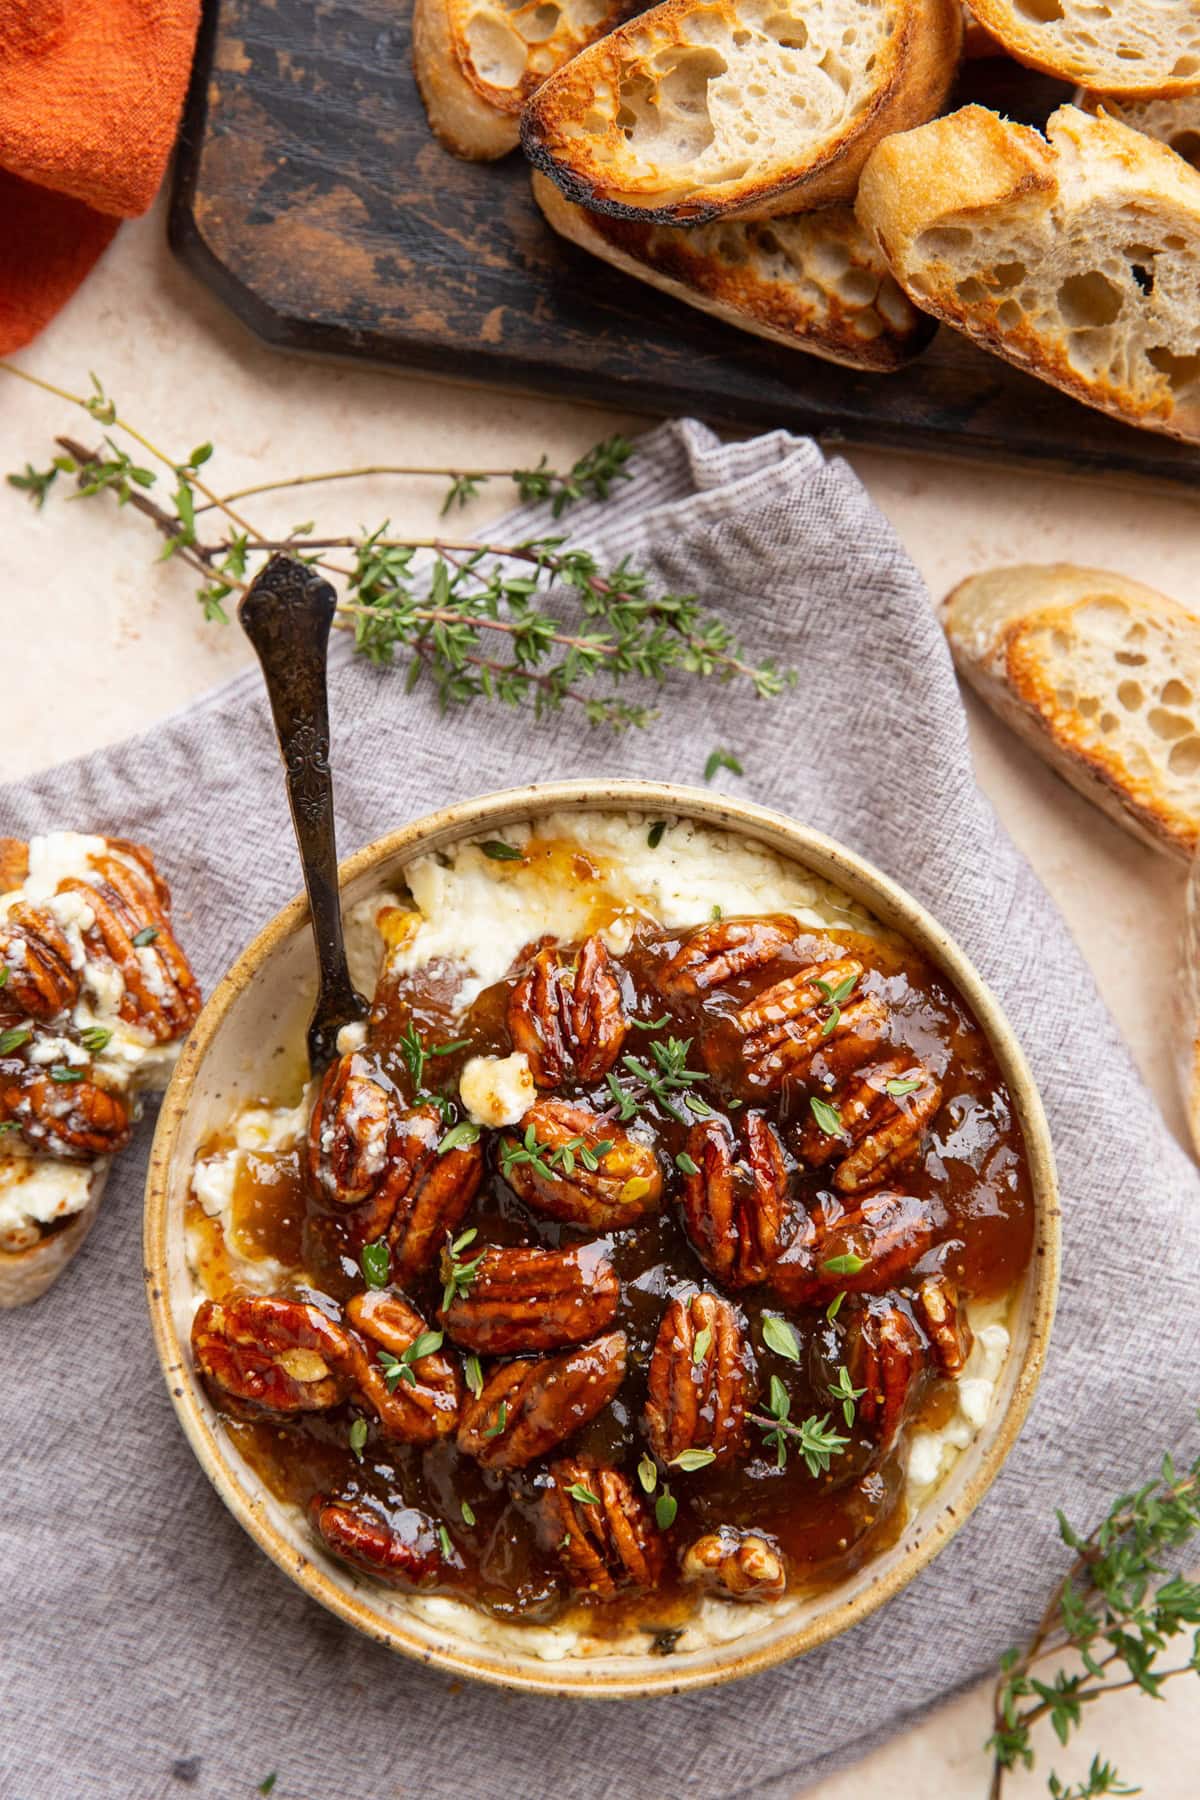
(309, 1071, 483, 1278)
(851, 1299, 927, 1448)
(643, 1291, 752, 1466)
(0, 1063, 132, 1160)
(799, 1058, 942, 1194)
(914, 1273, 972, 1375)
(0, 902, 81, 1020)
(680, 1527, 787, 1602)
(729, 957, 889, 1092)
(508, 933, 628, 1087)
(309, 1494, 448, 1589)
(457, 1331, 627, 1470)
(656, 915, 800, 999)
(60, 841, 199, 1042)
(501, 1097, 662, 1229)
(439, 1240, 619, 1354)
(767, 1191, 938, 1307)
(680, 1112, 791, 1287)
(542, 1459, 664, 1598)
(346, 1290, 462, 1442)
(192, 1296, 351, 1413)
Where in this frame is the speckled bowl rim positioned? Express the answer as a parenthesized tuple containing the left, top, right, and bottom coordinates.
(144, 779, 1059, 1698)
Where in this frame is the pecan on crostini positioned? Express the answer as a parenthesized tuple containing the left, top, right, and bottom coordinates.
(61, 839, 200, 1042)
(0, 1058, 132, 1160)
(0, 902, 82, 1020)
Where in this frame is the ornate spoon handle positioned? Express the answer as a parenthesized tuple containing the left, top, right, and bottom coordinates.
(239, 554, 369, 1073)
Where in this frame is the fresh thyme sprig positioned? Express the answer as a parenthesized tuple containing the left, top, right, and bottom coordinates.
(987, 1443, 1200, 1800)
(440, 1228, 486, 1312)
(606, 1035, 709, 1126)
(377, 1329, 444, 1391)
(395, 1022, 469, 1124)
(498, 1122, 614, 1183)
(748, 1375, 851, 1476)
(4, 365, 794, 729)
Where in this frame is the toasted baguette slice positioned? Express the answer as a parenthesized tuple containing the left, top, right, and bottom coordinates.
(413, 0, 631, 160)
(942, 562, 1200, 859)
(0, 1158, 108, 1309)
(1179, 858, 1200, 1162)
(531, 172, 935, 369)
(963, 2, 1200, 99)
(857, 105, 1200, 443)
(960, 2, 1002, 59)
(1077, 92, 1200, 174)
(521, 0, 963, 225)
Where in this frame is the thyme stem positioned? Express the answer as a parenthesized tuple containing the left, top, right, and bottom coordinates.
(7, 374, 794, 725)
(201, 463, 596, 512)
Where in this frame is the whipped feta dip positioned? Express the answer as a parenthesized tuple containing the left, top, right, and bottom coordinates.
(186, 810, 1029, 1662)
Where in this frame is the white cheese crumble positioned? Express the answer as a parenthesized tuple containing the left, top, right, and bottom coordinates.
(905, 1304, 1012, 1504)
(459, 1052, 536, 1128)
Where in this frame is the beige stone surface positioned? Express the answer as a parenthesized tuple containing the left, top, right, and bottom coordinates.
(1, 200, 1196, 1794)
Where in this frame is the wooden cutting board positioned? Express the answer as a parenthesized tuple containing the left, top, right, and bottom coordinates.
(171, 0, 1200, 489)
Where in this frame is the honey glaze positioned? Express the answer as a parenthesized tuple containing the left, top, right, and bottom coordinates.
(189, 860, 1034, 1637)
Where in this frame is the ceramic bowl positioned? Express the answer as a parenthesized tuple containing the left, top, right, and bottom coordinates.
(144, 779, 1059, 1697)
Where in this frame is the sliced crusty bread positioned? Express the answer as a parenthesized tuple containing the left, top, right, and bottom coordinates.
(521, 0, 964, 225)
(413, 0, 632, 161)
(964, 1, 1200, 99)
(531, 171, 936, 369)
(960, 2, 1002, 59)
(941, 562, 1200, 860)
(1179, 858, 1200, 1163)
(856, 105, 1200, 443)
(1077, 92, 1200, 175)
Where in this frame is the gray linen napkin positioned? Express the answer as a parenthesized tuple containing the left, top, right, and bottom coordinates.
(2, 421, 1197, 1800)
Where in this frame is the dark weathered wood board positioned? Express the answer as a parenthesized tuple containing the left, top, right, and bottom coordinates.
(171, 0, 1200, 488)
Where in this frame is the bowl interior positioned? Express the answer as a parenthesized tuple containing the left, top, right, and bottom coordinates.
(145, 781, 1058, 1697)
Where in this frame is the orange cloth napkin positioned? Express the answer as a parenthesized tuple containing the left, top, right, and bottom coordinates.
(0, 0, 200, 354)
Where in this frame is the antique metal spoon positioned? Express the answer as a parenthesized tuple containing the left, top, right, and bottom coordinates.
(239, 554, 369, 1073)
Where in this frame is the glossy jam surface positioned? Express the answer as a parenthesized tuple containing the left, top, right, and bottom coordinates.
(189, 891, 1034, 1635)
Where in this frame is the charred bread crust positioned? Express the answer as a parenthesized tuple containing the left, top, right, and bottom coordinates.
(531, 172, 936, 370)
(520, 0, 963, 226)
